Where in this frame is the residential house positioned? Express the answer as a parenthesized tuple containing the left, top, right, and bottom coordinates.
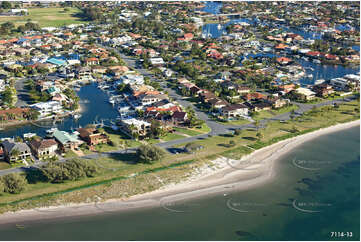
(77, 66, 92, 80)
(171, 111, 188, 125)
(208, 98, 229, 110)
(137, 93, 168, 106)
(295, 87, 316, 100)
(221, 103, 249, 118)
(77, 128, 109, 146)
(120, 118, 151, 138)
(30, 101, 62, 118)
(52, 130, 83, 152)
(84, 57, 99, 66)
(29, 138, 58, 159)
(1, 140, 31, 162)
(150, 57, 165, 66)
(312, 83, 335, 97)
(0, 108, 30, 121)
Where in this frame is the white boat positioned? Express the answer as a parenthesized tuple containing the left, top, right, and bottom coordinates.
(23, 133, 36, 139)
(314, 79, 326, 85)
(73, 114, 81, 119)
(46, 128, 58, 134)
(217, 24, 222, 30)
(307, 74, 313, 79)
(313, 59, 321, 64)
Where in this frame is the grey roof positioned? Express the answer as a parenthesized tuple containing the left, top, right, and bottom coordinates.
(1, 140, 30, 153)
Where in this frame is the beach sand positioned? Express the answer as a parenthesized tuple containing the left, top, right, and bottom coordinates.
(0, 120, 359, 225)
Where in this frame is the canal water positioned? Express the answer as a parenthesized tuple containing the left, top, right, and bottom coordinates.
(201, 2, 360, 85)
(0, 83, 119, 139)
(0, 125, 359, 240)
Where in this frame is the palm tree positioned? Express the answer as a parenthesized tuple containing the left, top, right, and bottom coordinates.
(10, 148, 21, 161)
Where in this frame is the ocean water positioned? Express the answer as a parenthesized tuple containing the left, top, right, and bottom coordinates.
(0, 125, 359, 241)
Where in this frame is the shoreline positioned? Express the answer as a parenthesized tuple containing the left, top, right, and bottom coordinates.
(0, 119, 359, 225)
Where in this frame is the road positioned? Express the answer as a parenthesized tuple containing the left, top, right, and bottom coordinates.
(14, 78, 31, 107)
(0, 44, 358, 176)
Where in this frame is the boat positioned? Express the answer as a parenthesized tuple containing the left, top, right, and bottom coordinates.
(217, 24, 222, 30)
(23, 133, 36, 139)
(314, 79, 326, 85)
(313, 59, 321, 64)
(307, 74, 313, 79)
(46, 128, 58, 134)
(73, 114, 81, 119)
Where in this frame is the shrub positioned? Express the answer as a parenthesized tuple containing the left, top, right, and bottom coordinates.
(137, 145, 165, 164)
(1, 173, 27, 194)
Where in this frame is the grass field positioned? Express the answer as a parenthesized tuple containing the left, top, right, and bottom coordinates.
(0, 7, 87, 27)
(252, 104, 299, 121)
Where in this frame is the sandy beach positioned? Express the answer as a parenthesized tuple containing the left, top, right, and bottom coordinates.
(0, 120, 359, 225)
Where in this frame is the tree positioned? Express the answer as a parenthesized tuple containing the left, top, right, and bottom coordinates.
(256, 132, 264, 141)
(2, 86, 16, 106)
(254, 120, 260, 130)
(234, 129, 242, 136)
(10, 148, 21, 161)
(137, 145, 165, 164)
(150, 120, 164, 138)
(1, 1, 11, 9)
(41, 159, 97, 183)
(1, 173, 27, 194)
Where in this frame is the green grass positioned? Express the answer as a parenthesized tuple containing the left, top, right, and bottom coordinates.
(0, 161, 11, 170)
(174, 127, 203, 136)
(63, 150, 78, 158)
(193, 123, 211, 133)
(252, 104, 299, 121)
(162, 132, 186, 142)
(217, 118, 251, 126)
(0, 7, 87, 28)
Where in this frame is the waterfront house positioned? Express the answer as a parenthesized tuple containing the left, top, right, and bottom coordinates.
(52, 130, 83, 152)
(76, 66, 92, 80)
(1, 140, 31, 162)
(29, 138, 58, 159)
(77, 128, 109, 146)
(137, 93, 168, 106)
(30, 101, 62, 118)
(0, 108, 31, 121)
